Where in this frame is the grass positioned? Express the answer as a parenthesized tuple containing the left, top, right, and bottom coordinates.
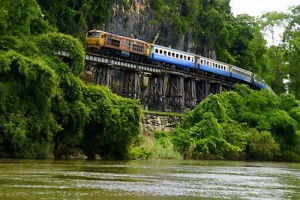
(129, 134, 182, 160)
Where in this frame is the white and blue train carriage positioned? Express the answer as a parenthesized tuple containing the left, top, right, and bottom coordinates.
(230, 66, 253, 83)
(253, 74, 266, 89)
(150, 44, 195, 68)
(196, 56, 230, 77)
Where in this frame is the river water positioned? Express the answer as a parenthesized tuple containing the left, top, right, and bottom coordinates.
(0, 159, 299, 199)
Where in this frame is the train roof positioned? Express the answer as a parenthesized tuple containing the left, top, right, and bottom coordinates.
(199, 56, 230, 66)
(88, 29, 149, 44)
(151, 44, 195, 56)
(230, 65, 252, 74)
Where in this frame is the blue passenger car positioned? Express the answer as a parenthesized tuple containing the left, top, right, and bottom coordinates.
(230, 66, 253, 83)
(197, 56, 230, 76)
(253, 75, 265, 89)
(150, 44, 195, 68)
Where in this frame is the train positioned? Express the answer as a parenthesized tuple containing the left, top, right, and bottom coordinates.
(85, 29, 267, 90)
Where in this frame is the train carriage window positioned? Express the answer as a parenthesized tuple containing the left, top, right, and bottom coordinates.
(155, 48, 158, 53)
(106, 37, 120, 47)
(180, 54, 183, 59)
(164, 51, 167, 55)
(111, 39, 120, 47)
(133, 44, 143, 52)
(107, 37, 112, 45)
(168, 52, 171, 56)
(133, 44, 137, 51)
(172, 53, 175, 57)
(184, 56, 186, 60)
(176, 54, 179, 58)
(160, 50, 163, 54)
(139, 46, 144, 52)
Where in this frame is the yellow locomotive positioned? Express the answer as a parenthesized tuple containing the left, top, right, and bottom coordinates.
(85, 30, 151, 60)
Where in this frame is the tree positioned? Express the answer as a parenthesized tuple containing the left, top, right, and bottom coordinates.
(247, 130, 280, 161)
(37, 0, 115, 38)
(81, 86, 142, 160)
(284, 5, 300, 99)
(0, 0, 143, 160)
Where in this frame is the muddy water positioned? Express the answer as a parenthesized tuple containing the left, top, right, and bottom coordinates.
(0, 159, 299, 199)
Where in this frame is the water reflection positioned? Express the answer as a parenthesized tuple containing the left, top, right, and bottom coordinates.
(0, 159, 299, 199)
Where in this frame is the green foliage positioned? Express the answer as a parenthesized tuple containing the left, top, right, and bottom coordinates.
(173, 85, 300, 161)
(36, 33, 85, 75)
(247, 130, 280, 161)
(0, 0, 143, 160)
(0, 0, 52, 35)
(129, 135, 151, 159)
(0, 49, 60, 158)
(181, 94, 229, 129)
(284, 6, 300, 99)
(37, 0, 114, 38)
(269, 110, 297, 150)
(174, 112, 241, 159)
(290, 106, 300, 129)
(82, 85, 142, 160)
(130, 131, 181, 160)
(229, 14, 267, 72)
(150, 137, 182, 159)
(278, 94, 300, 113)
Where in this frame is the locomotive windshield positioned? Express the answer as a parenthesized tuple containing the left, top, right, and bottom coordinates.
(87, 32, 100, 38)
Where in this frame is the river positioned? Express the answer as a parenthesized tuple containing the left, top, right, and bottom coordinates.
(0, 159, 299, 199)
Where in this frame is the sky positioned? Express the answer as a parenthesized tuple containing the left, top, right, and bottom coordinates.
(230, 0, 300, 46)
(230, 0, 300, 17)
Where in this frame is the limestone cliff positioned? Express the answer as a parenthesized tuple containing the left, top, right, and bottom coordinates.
(105, 0, 195, 53)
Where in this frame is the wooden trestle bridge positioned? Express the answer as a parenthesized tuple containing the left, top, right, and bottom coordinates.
(58, 51, 249, 112)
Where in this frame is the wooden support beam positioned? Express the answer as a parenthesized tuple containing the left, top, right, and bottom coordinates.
(184, 79, 197, 109)
(144, 74, 166, 110)
(94, 65, 112, 87)
(166, 75, 185, 111)
(121, 71, 141, 99)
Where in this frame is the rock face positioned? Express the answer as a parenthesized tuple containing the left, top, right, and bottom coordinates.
(141, 113, 182, 136)
(105, 0, 195, 52)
